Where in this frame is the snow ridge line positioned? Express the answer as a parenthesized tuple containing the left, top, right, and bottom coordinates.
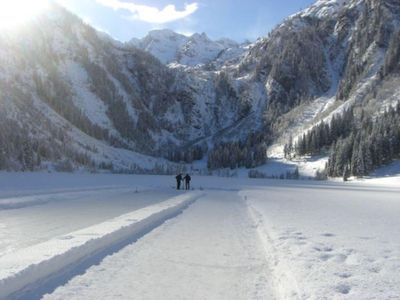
(0, 192, 203, 300)
(0, 185, 134, 201)
(0, 187, 141, 211)
(243, 195, 301, 300)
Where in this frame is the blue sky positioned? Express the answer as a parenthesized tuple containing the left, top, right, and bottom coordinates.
(56, 0, 316, 42)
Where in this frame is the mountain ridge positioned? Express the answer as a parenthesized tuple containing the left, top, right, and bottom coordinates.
(128, 29, 247, 66)
(0, 0, 399, 175)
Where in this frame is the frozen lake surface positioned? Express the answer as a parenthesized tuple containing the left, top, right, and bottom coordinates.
(0, 172, 398, 299)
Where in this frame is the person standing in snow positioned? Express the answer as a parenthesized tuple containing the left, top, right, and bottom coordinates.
(184, 174, 191, 190)
(176, 173, 183, 190)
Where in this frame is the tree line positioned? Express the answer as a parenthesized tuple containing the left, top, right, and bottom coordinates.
(286, 107, 355, 158)
(207, 134, 268, 170)
(166, 145, 205, 163)
(327, 104, 400, 178)
(285, 102, 400, 178)
(0, 115, 95, 172)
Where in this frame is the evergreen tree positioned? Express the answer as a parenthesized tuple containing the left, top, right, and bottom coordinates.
(343, 165, 350, 181)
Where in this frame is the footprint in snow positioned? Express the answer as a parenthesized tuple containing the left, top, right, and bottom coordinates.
(319, 253, 333, 261)
(368, 266, 381, 273)
(313, 245, 333, 252)
(321, 233, 335, 237)
(335, 283, 351, 294)
(335, 272, 352, 279)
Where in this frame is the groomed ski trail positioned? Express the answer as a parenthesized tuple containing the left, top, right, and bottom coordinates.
(43, 191, 275, 300)
(0, 192, 202, 300)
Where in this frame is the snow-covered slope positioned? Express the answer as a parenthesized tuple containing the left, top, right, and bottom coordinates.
(128, 30, 188, 64)
(0, 4, 264, 171)
(239, 0, 400, 162)
(0, 4, 190, 171)
(297, 0, 350, 19)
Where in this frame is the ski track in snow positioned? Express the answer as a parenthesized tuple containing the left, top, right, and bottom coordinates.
(0, 173, 399, 299)
(43, 192, 275, 300)
(0, 188, 180, 258)
(1, 192, 202, 300)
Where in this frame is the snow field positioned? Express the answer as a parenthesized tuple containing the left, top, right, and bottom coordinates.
(0, 173, 399, 299)
(0, 191, 203, 299)
(243, 185, 400, 299)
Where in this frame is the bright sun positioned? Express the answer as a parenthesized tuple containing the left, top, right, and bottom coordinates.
(0, 0, 50, 30)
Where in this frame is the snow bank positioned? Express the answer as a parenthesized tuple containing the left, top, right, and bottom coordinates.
(0, 192, 203, 299)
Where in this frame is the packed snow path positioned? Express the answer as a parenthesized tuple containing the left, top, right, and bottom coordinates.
(43, 191, 275, 300)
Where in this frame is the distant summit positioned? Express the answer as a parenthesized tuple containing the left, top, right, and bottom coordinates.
(128, 29, 245, 66)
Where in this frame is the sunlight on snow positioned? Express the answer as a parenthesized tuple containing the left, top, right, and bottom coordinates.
(0, 0, 49, 29)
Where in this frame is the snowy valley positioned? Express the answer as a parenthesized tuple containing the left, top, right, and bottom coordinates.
(0, 0, 399, 178)
(0, 0, 399, 299)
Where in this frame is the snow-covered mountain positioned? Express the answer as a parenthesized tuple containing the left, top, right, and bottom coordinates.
(129, 29, 247, 66)
(0, 0, 399, 174)
(0, 4, 258, 171)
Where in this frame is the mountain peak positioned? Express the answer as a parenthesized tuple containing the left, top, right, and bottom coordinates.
(190, 32, 209, 40)
(297, 0, 350, 19)
(130, 29, 242, 66)
(148, 29, 182, 38)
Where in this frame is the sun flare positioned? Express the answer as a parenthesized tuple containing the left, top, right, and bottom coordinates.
(0, 0, 49, 29)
